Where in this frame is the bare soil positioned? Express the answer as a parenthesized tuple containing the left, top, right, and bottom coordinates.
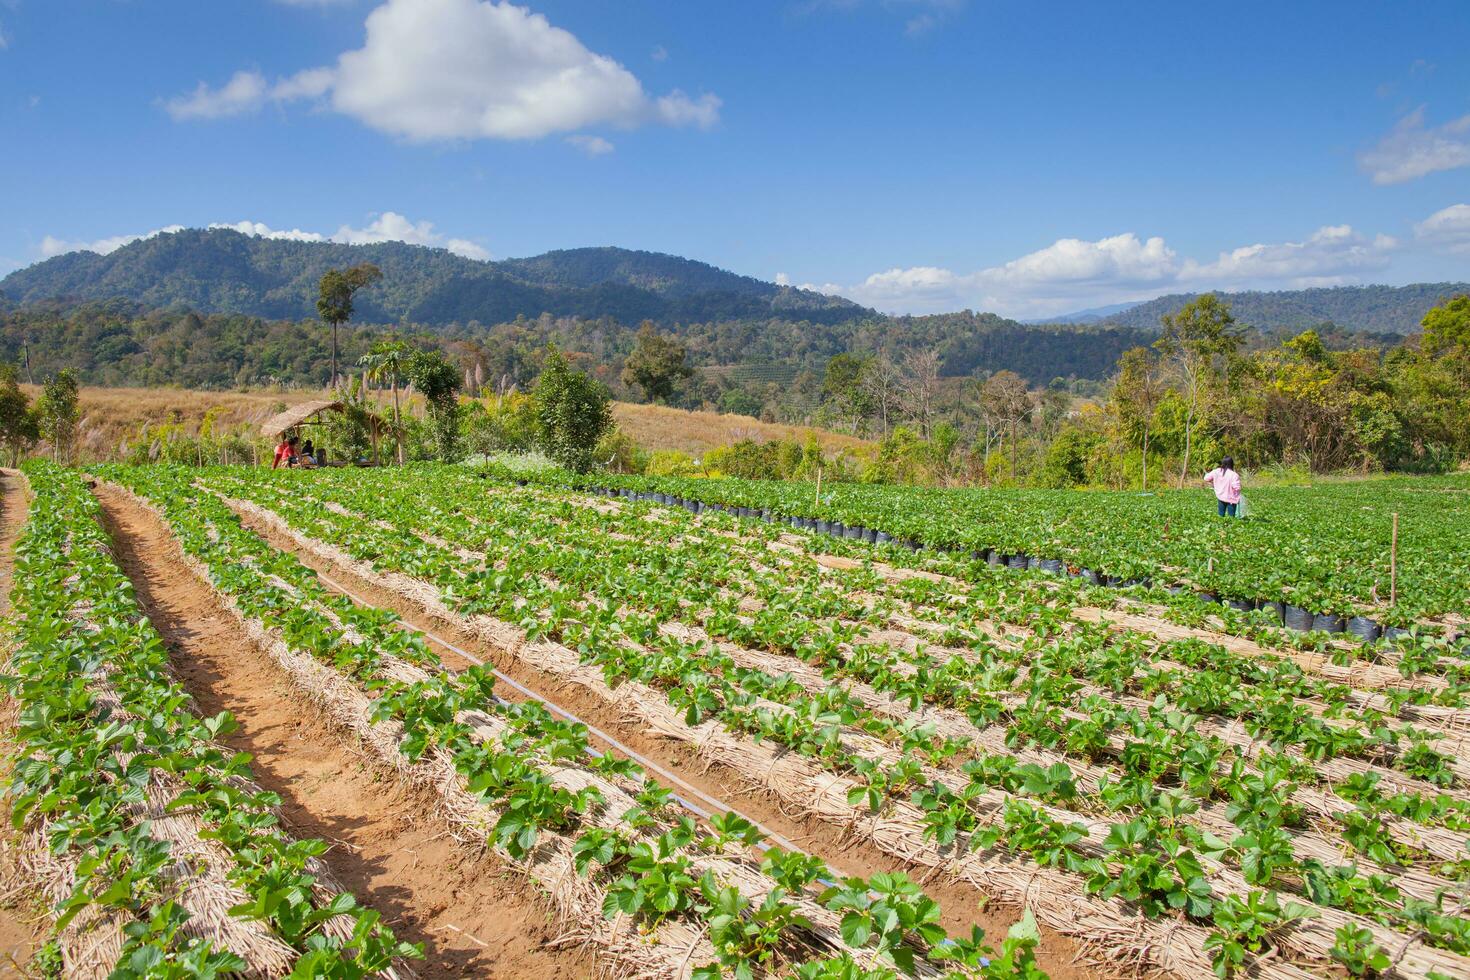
(93, 482, 598, 980)
(225, 500, 1109, 980)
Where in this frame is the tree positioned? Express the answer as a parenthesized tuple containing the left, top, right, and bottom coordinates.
(1111, 347, 1165, 489)
(980, 370, 1031, 479)
(358, 340, 412, 464)
(901, 349, 942, 437)
(1421, 294, 1470, 356)
(0, 364, 39, 466)
(621, 322, 692, 403)
(861, 353, 903, 438)
(535, 345, 614, 473)
(36, 369, 80, 464)
(318, 263, 383, 389)
(407, 349, 464, 462)
(821, 352, 874, 432)
(1154, 293, 1241, 487)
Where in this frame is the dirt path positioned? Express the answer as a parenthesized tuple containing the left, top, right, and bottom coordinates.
(0, 470, 45, 977)
(224, 498, 1107, 980)
(93, 482, 597, 980)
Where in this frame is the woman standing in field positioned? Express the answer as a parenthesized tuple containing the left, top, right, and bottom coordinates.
(1203, 456, 1242, 517)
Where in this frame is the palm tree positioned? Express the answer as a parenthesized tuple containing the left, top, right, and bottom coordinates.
(358, 340, 411, 465)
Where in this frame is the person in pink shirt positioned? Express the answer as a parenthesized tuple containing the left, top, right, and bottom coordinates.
(1203, 456, 1242, 517)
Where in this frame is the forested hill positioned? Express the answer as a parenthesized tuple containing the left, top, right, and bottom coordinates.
(0, 228, 867, 327)
(1081, 283, 1469, 334)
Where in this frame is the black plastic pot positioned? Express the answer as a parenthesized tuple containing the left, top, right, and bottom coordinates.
(1384, 625, 1412, 642)
(1347, 616, 1381, 642)
(903, 538, 920, 551)
(1104, 575, 1124, 587)
(863, 528, 878, 543)
(1261, 600, 1285, 624)
(844, 525, 862, 540)
(1166, 584, 1188, 596)
(816, 520, 830, 534)
(1227, 599, 1253, 612)
(760, 509, 772, 521)
(1284, 605, 1313, 631)
(1197, 591, 1217, 604)
(986, 551, 1003, 567)
(1007, 554, 1028, 570)
(1081, 569, 1100, 585)
(1040, 559, 1064, 575)
(1312, 612, 1346, 634)
(875, 531, 892, 544)
(1027, 557, 1042, 570)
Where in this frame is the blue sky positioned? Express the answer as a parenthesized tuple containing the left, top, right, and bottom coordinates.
(1, 0, 1468, 318)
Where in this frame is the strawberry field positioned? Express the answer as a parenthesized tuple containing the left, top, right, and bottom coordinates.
(4, 461, 1469, 979)
(540, 470, 1470, 629)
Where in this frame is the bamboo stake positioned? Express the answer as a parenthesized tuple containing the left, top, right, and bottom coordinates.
(813, 466, 822, 510)
(1391, 512, 1398, 606)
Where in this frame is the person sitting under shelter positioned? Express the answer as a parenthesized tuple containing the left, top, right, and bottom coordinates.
(272, 435, 299, 469)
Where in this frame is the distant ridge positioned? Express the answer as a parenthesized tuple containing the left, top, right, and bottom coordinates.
(1024, 301, 1142, 325)
(1055, 283, 1470, 335)
(0, 228, 869, 327)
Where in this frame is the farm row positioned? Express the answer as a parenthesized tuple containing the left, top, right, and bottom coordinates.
(3, 464, 419, 977)
(164, 464, 1470, 979)
(5, 462, 1051, 979)
(518, 468, 1470, 626)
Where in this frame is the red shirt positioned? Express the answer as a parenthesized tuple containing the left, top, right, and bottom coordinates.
(273, 442, 292, 468)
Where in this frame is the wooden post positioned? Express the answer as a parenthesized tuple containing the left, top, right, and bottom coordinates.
(814, 467, 822, 510)
(1390, 512, 1398, 606)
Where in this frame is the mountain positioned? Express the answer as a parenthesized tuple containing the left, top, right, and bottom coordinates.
(1024, 301, 1142, 325)
(1080, 283, 1469, 334)
(0, 228, 868, 327)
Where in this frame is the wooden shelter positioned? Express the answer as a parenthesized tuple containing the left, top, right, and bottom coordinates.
(259, 399, 399, 465)
(259, 400, 345, 439)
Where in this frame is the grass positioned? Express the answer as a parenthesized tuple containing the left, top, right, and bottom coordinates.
(21, 385, 873, 461)
(610, 401, 872, 457)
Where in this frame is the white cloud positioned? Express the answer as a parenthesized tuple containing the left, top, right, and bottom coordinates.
(271, 67, 334, 101)
(330, 211, 491, 260)
(0, 25, 9, 50)
(169, 0, 720, 143)
(650, 44, 668, 62)
(825, 225, 1400, 318)
(982, 233, 1178, 288)
(1415, 203, 1470, 252)
(274, 0, 356, 6)
(566, 134, 615, 156)
(207, 220, 327, 243)
(38, 213, 491, 263)
(1359, 107, 1470, 185)
(655, 90, 721, 129)
(40, 225, 186, 258)
(164, 70, 269, 121)
(1179, 225, 1394, 286)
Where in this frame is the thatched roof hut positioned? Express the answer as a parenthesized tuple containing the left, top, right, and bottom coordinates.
(259, 400, 345, 438)
(259, 399, 401, 465)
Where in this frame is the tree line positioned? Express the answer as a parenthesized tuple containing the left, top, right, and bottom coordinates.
(791, 293, 1470, 486)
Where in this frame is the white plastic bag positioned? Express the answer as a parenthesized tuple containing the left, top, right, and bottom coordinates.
(1237, 494, 1251, 518)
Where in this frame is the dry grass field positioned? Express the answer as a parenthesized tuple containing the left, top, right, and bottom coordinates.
(609, 400, 872, 457)
(21, 385, 873, 461)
